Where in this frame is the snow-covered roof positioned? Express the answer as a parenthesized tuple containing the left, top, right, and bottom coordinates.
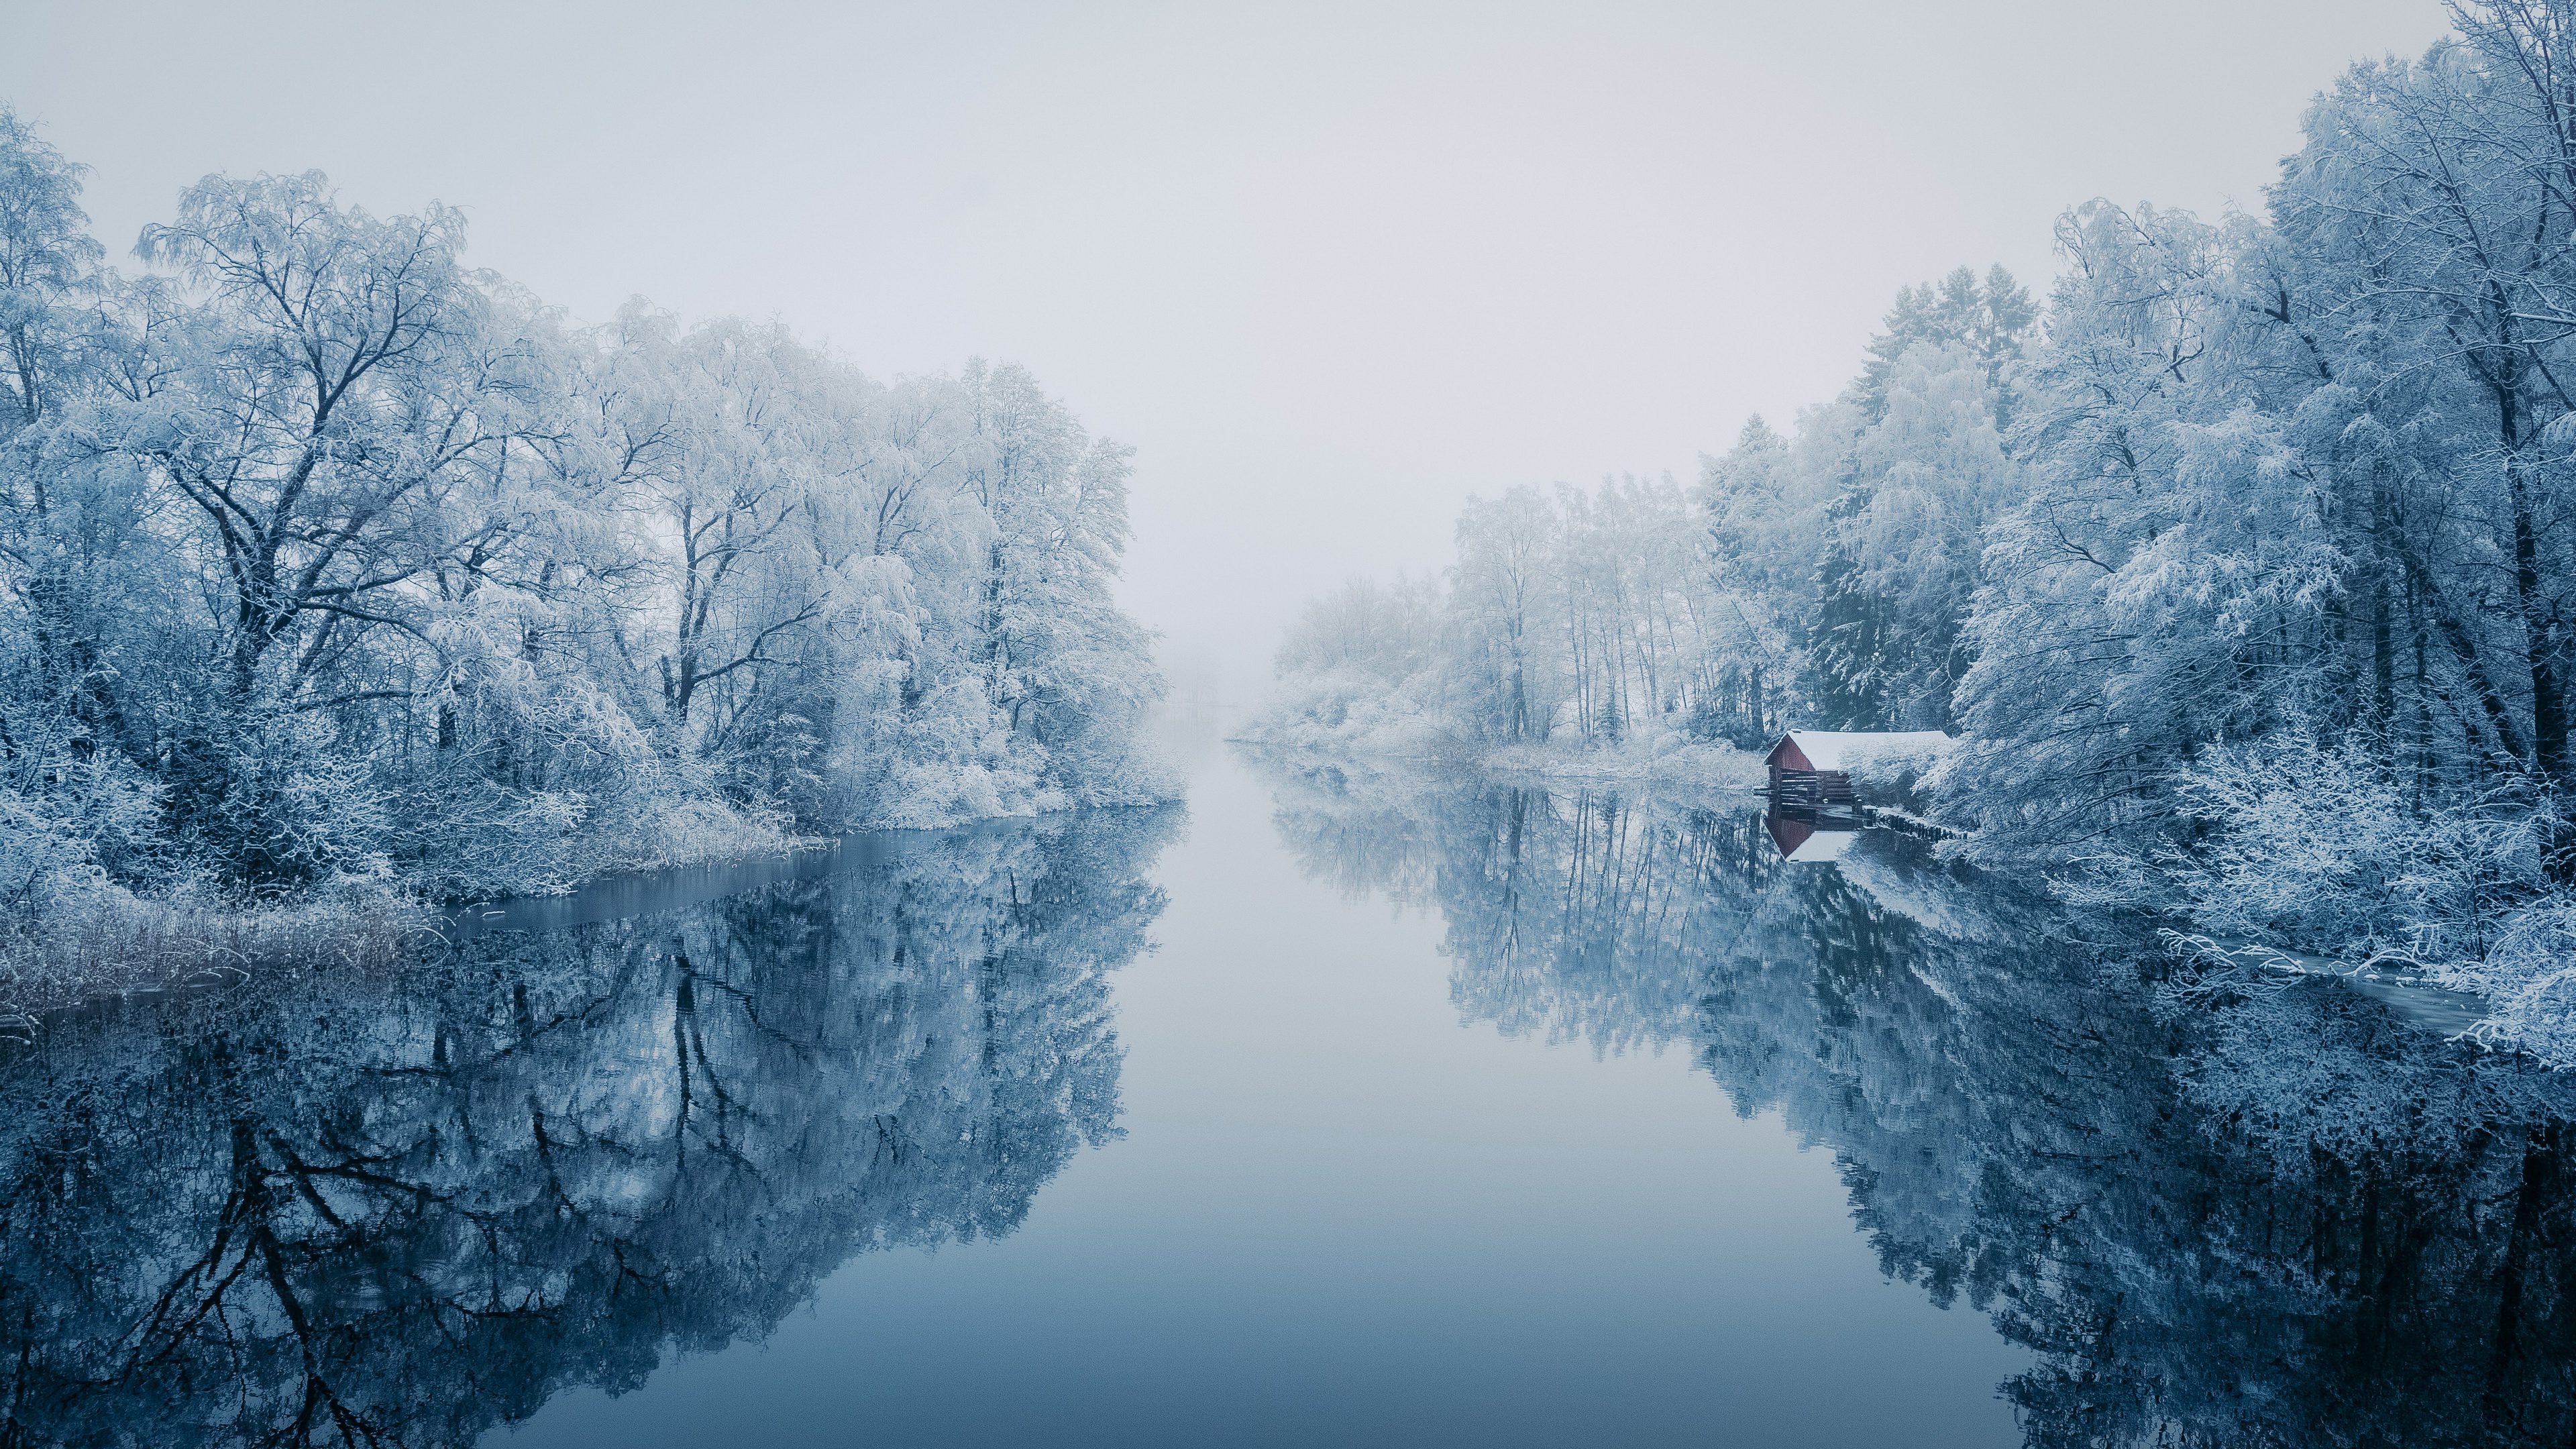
(1776, 730, 1953, 771)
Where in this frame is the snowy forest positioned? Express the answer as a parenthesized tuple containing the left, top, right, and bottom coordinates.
(1248, 1, 2576, 1061)
(0, 113, 1168, 1005)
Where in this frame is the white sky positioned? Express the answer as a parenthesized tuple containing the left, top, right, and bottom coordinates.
(6, 0, 2440, 697)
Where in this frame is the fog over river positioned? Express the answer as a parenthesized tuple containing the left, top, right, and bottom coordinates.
(2, 713, 2569, 1448)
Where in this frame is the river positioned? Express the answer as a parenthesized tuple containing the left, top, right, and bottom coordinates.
(2, 710, 2569, 1446)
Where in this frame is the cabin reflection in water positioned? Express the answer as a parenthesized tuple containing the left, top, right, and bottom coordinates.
(1764, 803, 1862, 861)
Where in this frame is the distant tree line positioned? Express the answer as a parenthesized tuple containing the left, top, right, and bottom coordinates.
(1250, 0, 2576, 1057)
(0, 116, 1167, 947)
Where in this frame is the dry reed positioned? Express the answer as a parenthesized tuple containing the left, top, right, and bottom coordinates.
(0, 882, 436, 1025)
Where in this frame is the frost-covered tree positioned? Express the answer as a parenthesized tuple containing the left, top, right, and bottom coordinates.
(1811, 270, 2035, 729)
(1250, 270, 2031, 755)
(1248, 472, 1786, 756)
(1448, 486, 1560, 743)
(0, 107, 100, 436)
(1252, 0, 2576, 1055)
(0, 113, 1169, 938)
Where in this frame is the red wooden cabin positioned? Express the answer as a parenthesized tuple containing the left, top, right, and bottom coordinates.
(1763, 730, 1951, 809)
(1764, 731, 1859, 810)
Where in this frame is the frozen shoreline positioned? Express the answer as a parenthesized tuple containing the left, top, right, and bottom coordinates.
(1226, 727, 1768, 799)
(0, 790, 1185, 1027)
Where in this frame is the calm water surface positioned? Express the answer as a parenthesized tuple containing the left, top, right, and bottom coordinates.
(7, 712, 2573, 1446)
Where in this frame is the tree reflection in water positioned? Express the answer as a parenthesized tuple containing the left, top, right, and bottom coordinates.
(0, 806, 1179, 1447)
(1256, 753, 2576, 1449)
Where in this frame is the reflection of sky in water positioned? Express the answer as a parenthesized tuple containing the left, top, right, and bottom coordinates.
(9, 708, 2575, 1448)
(505, 723, 2025, 1448)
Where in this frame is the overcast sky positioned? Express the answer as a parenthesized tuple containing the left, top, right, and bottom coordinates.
(7, 0, 2442, 696)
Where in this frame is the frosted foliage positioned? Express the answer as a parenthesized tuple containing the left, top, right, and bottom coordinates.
(1242, 470, 1799, 762)
(0, 113, 1170, 939)
(1256, 2, 2576, 1063)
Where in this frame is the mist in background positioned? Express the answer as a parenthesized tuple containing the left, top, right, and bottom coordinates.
(3, 0, 2436, 703)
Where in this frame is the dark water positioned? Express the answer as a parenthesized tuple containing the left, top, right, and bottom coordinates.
(5, 718, 2575, 1447)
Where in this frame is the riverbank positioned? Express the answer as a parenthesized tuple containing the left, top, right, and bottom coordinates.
(1226, 708, 1766, 798)
(0, 879, 426, 1029)
(0, 773, 1193, 1025)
